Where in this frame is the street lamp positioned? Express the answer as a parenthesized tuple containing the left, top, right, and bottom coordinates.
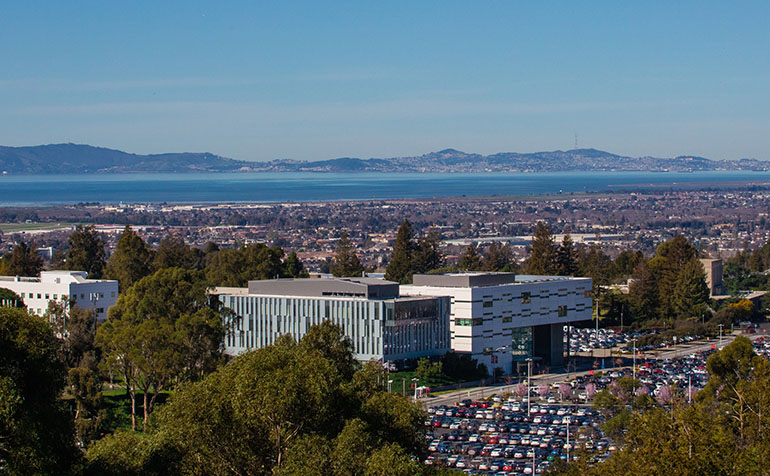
(387, 379, 393, 393)
(718, 324, 724, 348)
(632, 338, 637, 392)
(412, 377, 419, 400)
(525, 357, 533, 416)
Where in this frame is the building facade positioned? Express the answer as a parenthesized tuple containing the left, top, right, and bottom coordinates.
(0, 270, 118, 321)
(214, 277, 451, 363)
(401, 273, 592, 373)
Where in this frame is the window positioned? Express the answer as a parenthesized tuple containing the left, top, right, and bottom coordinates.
(521, 292, 531, 304)
(96, 308, 104, 314)
(558, 305, 568, 317)
(99, 293, 104, 298)
(53, 294, 57, 299)
(483, 301, 493, 308)
(111, 292, 116, 297)
(37, 293, 41, 299)
(454, 318, 483, 327)
(502, 316, 512, 323)
(62, 294, 68, 301)
(20, 293, 24, 298)
(45, 294, 49, 299)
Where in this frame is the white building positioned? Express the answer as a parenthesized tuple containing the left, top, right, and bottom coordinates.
(214, 277, 451, 363)
(401, 273, 592, 374)
(0, 270, 119, 321)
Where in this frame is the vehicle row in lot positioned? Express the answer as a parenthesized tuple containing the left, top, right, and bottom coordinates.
(424, 401, 612, 475)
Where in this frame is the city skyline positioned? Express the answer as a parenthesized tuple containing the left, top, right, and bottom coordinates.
(2, 2, 769, 161)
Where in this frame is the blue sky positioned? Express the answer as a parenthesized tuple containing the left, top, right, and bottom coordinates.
(1, 2, 768, 161)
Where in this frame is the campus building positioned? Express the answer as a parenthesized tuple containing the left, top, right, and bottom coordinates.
(401, 273, 592, 374)
(214, 277, 451, 363)
(0, 270, 119, 321)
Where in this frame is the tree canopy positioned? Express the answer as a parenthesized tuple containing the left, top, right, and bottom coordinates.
(63, 225, 107, 278)
(385, 220, 416, 284)
(0, 307, 78, 475)
(96, 268, 224, 429)
(104, 225, 155, 292)
(525, 222, 558, 275)
(0, 241, 43, 277)
(85, 323, 443, 476)
(330, 230, 365, 278)
(205, 243, 306, 287)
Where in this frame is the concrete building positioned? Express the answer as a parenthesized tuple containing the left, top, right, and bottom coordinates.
(0, 270, 119, 321)
(401, 273, 592, 374)
(214, 277, 450, 363)
(699, 258, 725, 297)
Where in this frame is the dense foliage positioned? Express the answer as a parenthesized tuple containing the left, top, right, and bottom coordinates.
(0, 307, 78, 475)
(84, 322, 451, 476)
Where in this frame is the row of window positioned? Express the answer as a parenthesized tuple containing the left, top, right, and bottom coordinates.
(456, 306, 570, 326)
(19, 291, 114, 300)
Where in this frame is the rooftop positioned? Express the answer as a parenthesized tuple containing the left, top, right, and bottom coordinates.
(410, 273, 589, 288)
(244, 277, 400, 299)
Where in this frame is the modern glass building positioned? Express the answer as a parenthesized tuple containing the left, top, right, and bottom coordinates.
(214, 277, 451, 363)
(402, 273, 592, 373)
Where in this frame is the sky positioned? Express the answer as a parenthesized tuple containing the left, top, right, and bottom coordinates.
(1, 1, 769, 162)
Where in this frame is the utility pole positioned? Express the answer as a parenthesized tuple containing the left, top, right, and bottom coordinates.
(719, 324, 724, 349)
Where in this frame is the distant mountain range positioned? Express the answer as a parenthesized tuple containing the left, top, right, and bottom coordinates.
(0, 143, 768, 174)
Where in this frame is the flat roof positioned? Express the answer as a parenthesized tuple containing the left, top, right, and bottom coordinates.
(246, 277, 400, 299)
(411, 272, 589, 288)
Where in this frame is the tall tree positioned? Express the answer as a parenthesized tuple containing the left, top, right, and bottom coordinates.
(205, 243, 290, 286)
(0, 307, 78, 474)
(104, 225, 155, 292)
(97, 268, 224, 428)
(556, 232, 579, 276)
(153, 233, 202, 271)
(64, 224, 106, 278)
(525, 222, 558, 275)
(413, 228, 443, 274)
(483, 242, 515, 272)
(330, 230, 365, 277)
(385, 220, 416, 284)
(649, 235, 698, 318)
(459, 245, 483, 271)
(628, 259, 659, 323)
(1, 241, 43, 277)
(673, 257, 710, 320)
(85, 323, 430, 476)
(284, 251, 309, 278)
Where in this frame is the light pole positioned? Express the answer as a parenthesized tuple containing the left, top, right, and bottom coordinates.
(632, 338, 637, 390)
(526, 357, 533, 415)
(412, 377, 419, 400)
(688, 375, 692, 404)
(566, 420, 570, 462)
(387, 379, 393, 393)
(718, 324, 724, 348)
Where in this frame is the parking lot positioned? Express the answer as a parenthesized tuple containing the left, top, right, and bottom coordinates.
(423, 334, 768, 474)
(425, 399, 612, 474)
